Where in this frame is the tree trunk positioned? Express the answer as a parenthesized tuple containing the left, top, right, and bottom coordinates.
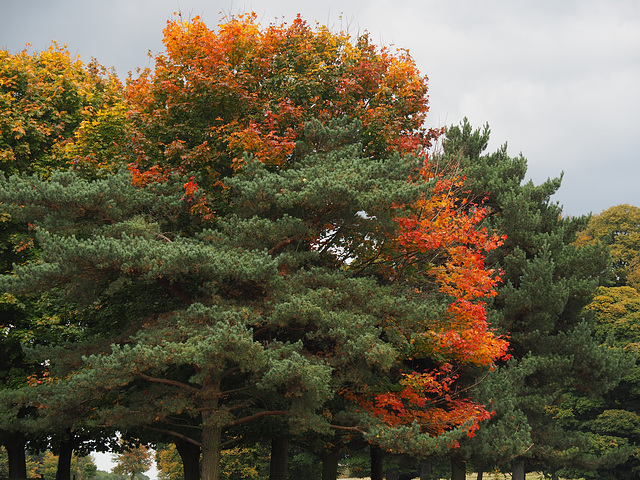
(551, 474, 559, 480)
(420, 460, 434, 480)
(175, 438, 201, 480)
(370, 445, 384, 480)
(55, 434, 74, 480)
(512, 458, 525, 480)
(269, 436, 289, 480)
(321, 448, 339, 480)
(200, 420, 222, 480)
(477, 471, 484, 480)
(4, 435, 27, 480)
(451, 456, 466, 480)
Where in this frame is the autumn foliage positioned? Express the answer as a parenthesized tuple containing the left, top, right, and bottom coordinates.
(0, 13, 513, 479)
(344, 166, 508, 443)
(125, 13, 437, 186)
(0, 43, 124, 176)
(124, 13, 508, 449)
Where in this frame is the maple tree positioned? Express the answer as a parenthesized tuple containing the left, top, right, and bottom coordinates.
(0, 43, 125, 176)
(124, 12, 437, 205)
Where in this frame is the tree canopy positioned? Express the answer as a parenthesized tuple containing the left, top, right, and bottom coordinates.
(1, 12, 635, 480)
(0, 14, 509, 480)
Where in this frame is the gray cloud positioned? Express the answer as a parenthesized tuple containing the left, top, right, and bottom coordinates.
(2, 0, 638, 216)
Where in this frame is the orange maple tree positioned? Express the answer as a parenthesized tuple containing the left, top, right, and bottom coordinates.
(125, 13, 438, 195)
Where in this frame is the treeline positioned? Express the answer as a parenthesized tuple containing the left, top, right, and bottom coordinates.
(1, 13, 639, 480)
(0, 448, 151, 480)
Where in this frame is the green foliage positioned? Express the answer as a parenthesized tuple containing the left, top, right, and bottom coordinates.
(93, 470, 147, 480)
(0, 44, 130, 470)
(83, 461, 98, 479)
(0, 119, 425, 477)
(287, 448, 322, 480)
(442, 119, 631, 476)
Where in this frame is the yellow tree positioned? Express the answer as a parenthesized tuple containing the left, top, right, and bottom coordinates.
(156, 445, 183, 480)
(0, 43, 126, 176)
(579, 204, 640, 289)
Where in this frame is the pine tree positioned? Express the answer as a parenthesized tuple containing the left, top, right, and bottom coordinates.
(0, 117, 509, 480)
(442, 120, 631, 478)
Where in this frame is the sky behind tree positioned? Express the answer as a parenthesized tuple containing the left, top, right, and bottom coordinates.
(1, 0, 638, 216)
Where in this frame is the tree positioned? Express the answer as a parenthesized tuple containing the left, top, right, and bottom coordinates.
(441, 119, 631, 479)
(124, 12, 439, 214)
(113, 444, 153, 480)
(156, 444, 184, 480)
(0, 43, 125, 176)
(0, 120, 506, 480)
(0, 43, 127, 480)
(577, 205, 640, 289)
(573, 269, 640, 478)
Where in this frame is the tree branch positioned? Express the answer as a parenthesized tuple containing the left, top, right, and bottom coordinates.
(143, 426, 202, 448)
(136, 372, 201, 394)
(225, 410, 289, 427)
(329, 424, 366, 435)
(268, 235, 302, 256)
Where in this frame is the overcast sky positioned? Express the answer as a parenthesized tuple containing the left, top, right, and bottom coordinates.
(2, 0, 639, 217)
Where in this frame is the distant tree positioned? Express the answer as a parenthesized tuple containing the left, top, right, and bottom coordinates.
(156, 445, 183, 480)
(577, 204, 640, 289)
(39, 451, 59, 480)
(83, 461, 98, 480)
(112, 444, 152, 480)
